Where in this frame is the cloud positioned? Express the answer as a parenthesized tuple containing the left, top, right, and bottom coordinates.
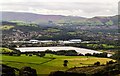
(0, 0, 119, 17)
(1, 0, 119, 3)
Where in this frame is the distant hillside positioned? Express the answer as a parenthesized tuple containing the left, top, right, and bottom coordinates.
(1, 11, 118, 26)
(1, 12, 85, 23)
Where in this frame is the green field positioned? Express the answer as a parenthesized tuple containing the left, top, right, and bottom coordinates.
(0, 25, 14, 30)
(1, 54, 113, 75)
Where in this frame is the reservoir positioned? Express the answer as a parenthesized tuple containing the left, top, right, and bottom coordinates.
(16, 46, 102, 55)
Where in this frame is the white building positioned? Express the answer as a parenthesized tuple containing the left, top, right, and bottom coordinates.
(40, 40, 54, 43)
(29, 40, 39, 43)
(69, 39, 82, 43)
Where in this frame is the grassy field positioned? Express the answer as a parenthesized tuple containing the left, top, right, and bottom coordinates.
(1, 54, 113, 75)
(0, 48, 13, 53)
(0, 25, 14, 30)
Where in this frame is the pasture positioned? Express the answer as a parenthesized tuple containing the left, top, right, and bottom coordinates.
(1, 54, 113, 75)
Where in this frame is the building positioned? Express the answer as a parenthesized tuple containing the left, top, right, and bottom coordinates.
(29, 40, 39, 43)
(69, 39, 82, 43)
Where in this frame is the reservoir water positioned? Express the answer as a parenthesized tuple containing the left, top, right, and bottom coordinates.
(16, 46, 102, 55)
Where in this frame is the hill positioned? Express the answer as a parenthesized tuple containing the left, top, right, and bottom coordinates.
(1, 11, 118, 26)
(1, 12, 85, 24)
(1, 12, 119, 45)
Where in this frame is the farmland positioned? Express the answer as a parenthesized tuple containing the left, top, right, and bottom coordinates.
(1, 54, 113, 75)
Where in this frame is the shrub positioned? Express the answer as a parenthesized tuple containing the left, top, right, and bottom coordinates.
(64, 60, 68, 63)
(36, 53, 45, 57)
(56, 50, 66, 55)
(8, 52, 13, 56)
(106, 60, 115, 65)
(19, 66, 37, 76)
(79, 53, 84, 56)
(93, 52, 108, 57)
(49, 71, 65, 76)
(63, 63, 67, 67)
(65, 50, 78, 56)
(16, 52, 21, 56)
(85, 53, 92, 56)
(94, 61, 100, 66)
(29, 54, 32, 56)
(45, 49, 53, 53)
(63, 60, 68, 67)
(49, 71, 86, 76)
(40, 53, 45, 57)
(25, 53, 28, 56)
(2, 64, 16, 76)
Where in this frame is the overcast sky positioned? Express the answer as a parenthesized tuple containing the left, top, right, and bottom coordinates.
(0, 0, 119, 18)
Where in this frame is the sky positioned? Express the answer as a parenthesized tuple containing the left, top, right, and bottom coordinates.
(0, 0, 119, 18)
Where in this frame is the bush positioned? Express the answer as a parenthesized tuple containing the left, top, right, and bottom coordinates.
(85, 53, 92, 56)
(40, 53, 45, 57)
(64, 60, 68, 63)
(65, 50, 78, 56)
(94, 61, 100, 66)
(45, 49, 53, 53)
(25, 53, 28, 56)
(63, 63, 67, 67)
(16, 52, 21, 56)
(63, 60, 68, 67)
(56, 50, 78, 56)
(8, 52, 13, 56)
(79, 53, 84, 56)
(106, 60, 116, 65)
(29, 54, 32, 56)
(49, 71, 65, 76)
(36, 53, 45, 57)
(49, 71, 86, 76)
(19, 66, 37, 76)
(56, 50, 66, 55)
(2, 64, 16, 76)
(93, 52, 108, 57)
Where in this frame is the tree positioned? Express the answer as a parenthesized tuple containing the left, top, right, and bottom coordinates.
(105, 20, 113, 26)
(94, 61, 100, 66)
(112, 50, 120, 63)
(56, 50, 66, 55)
(9, 52, 13, 56)
(85, 53, 92, 56)
(29, 54, 32, 56)
(40, 53, 45, 57)
(19, 66, 37, 76)
(36, 53, 45, 57)
(25, 52, 28, 56)
(2, 64, 16, 76)
(45, 49, 53, 53)
(111, 50, 120, 69)
(8, 47, 21, 56)
(106, 60, 115, 65)
(63, 60, 68, 67)
(16, 51, 21, 56)
(65, 50, 78, 56)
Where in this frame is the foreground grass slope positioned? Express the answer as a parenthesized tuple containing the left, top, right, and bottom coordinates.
(1, 54, 113, 75)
